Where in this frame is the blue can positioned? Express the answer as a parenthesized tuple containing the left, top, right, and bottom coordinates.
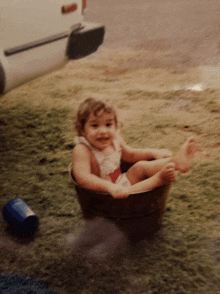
(3, 198, 39, 237)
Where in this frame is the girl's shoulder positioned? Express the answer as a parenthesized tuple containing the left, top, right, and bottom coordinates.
(73, 143, 93, 166)
(73, 142, 90, 153)
(73, 138, 92, 156)
(74, 136, 92, 148)
(74, 136, 95, 153)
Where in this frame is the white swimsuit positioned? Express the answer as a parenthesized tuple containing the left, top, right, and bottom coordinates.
(74, 136, 131, 187)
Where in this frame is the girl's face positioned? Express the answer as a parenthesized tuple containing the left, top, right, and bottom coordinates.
(82, 110, 117, 151)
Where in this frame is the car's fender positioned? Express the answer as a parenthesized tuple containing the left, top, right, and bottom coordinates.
(0, 1, 104, 94)
(0, 38, 69, 94)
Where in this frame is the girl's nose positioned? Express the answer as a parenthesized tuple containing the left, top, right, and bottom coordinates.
(99, 126, 108, 134)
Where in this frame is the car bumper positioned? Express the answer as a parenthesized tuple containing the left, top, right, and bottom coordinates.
(67, 21, 105, 59)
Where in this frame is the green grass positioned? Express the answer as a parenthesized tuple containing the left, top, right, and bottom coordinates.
(0, 53, 220, 293)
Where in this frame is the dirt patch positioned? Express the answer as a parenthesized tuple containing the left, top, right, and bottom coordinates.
(128, 39, 197, 73)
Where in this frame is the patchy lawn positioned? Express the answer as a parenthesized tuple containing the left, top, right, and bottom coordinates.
(0, 49, 220, 294)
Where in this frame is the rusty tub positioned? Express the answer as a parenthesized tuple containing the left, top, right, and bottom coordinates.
(71, 162, 170, 242)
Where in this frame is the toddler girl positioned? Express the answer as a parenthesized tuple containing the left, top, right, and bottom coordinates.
(72, 98, 198, 199)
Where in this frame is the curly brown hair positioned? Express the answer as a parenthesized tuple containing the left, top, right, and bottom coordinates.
(75, 98, 118, 136)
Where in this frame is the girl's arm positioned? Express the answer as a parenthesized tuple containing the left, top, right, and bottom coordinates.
(73, 144, 112, 193)
(72, 144, 129, 198)
(118, 135, 172, 162)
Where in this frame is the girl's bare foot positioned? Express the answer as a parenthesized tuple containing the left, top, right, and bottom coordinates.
(174, 137, 198, 173)
(159, 162, 178, 185)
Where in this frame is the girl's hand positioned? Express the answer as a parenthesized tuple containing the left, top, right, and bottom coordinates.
(153, 149, 173, 159)
(108, 184, 130, 199)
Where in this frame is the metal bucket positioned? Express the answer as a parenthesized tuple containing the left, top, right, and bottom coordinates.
(71, 162, 170, 242)
(3, 198, 39, 237)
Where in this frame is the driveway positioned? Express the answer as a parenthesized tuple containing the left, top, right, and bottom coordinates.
(85, 0, 220, 74)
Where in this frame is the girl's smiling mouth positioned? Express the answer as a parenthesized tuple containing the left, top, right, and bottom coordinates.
(97, 137, 110, 142)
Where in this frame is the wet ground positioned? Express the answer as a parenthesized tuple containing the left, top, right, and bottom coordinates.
(85, 0, 220, 89)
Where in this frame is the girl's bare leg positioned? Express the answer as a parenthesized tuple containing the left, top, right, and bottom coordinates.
(126, 158, 172, 185)
(173, 136, 198, 173)
(128, 163, 177, 194)
(126, 136, 198, 185)
(159, 162, 178, 185)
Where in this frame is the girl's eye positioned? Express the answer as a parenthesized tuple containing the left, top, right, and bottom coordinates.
(92, 124, 98, 128)
(106, 123, 112, 127)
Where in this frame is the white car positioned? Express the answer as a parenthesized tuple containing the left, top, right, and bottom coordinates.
(0, 0, 105, 94)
